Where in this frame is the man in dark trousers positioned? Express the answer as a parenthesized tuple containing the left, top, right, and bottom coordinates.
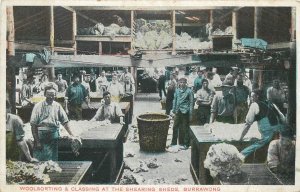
(158, 70, 167, 100)
(170, 77, 194, 149)
(65, 75, 89, 120)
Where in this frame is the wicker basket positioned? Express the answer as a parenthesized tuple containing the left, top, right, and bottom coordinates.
(137, 113, 171, 152)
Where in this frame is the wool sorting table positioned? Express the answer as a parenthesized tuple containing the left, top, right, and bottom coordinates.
(217, 164, 294, 185)
(48, 161, 92, 184)
(189, 125, 269, 185)
(58, 123, 125, 184)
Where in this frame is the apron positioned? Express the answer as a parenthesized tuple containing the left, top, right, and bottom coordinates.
(6, 132, 21, 161)
(33, 128, 59, 161)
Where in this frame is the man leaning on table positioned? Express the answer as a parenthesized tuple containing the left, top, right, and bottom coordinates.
(30, 82, 77, 161)
(91, 91, 125, 125)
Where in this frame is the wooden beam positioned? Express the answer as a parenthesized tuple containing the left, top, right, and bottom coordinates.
(7, 6, 15, 56)
(48, 54, 199, 68)
(130, 10, 134, 50)
(254, 7, 263, 38)
(15, 40, 75, 45)
(50, 6, 55, 54)
(172, 10, 176, 55)
(76, 35, 131, 42)
(14, 42, 75, 52)
(291, 7, 296, 41)
(72, 11, 77, 55)
(98, 42, 103, 55)
(232, 11, 237, 50)
(267, 42, 291, 50)
(62, 6, 99, 24)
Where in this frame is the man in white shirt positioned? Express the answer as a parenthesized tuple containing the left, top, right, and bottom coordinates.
(107, 74, 124, 102)
(121, 76, 135, 124)
(91, 91, 124, 125)
(96, 71, 108, 93)
(267, 79, 286, 112)
(119, 67, 135, 84)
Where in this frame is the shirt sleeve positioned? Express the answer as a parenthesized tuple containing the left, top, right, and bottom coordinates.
(13, 116, 25, 141)
(115, 103, 124, 117)
(30, 103, 40, 126)
(92, 105, 103, 121)
(266, 87, 272, 100)
(210, 95, 218, 113)
(58, 104, 69, 125)
(245, 102, 260, 125)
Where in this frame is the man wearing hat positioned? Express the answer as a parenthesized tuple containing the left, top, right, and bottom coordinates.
(30, 82, 76, 161)
(224, 67, 239, 86)
(210, 81, 235, 124)
(65, 75, 89, 120)
(170, 77, 194, 149)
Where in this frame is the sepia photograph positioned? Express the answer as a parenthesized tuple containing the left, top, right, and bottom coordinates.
(1, 1, 299, 191)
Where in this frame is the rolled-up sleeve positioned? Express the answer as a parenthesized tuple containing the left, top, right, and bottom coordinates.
(210, 95, 218, 113)
(245, 102, 259, 125)
(115, 103, 124, 117)
(58, 105, 69, 125)
(30, 103, 40, 126)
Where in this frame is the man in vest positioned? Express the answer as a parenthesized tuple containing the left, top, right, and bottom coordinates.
(121, 76, 135, 124)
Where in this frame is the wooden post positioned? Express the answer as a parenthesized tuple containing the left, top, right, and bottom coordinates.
(73, 10, 77, 55)
(49, 6, 55, 81)
(130, 10, 134, 51)
(290, 7, 296, 41)
(253, 7, 263, 89)
(7, 6, 16, 114)
(171, 10, 176, 55)
(98, 42, 102, 55)
(232, 11, 237, 50)
(7, 6, 15, 56)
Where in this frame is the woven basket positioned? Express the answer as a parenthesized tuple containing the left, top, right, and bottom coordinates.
(137, 113, 171, 152)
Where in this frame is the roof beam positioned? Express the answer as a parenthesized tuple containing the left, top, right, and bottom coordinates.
(48, 54, 199, 68)
(14, 42, 75, 52)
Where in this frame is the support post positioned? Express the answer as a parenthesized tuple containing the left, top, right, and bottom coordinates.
(253, 7, 263, 89)
(232, 11, 238, 50)
(73, 10, 77, 55)
(98, 42, 102, 55)
(171, 10, 176, 55)
(49, 6, 55, 81)
(7, 6, 16, 114)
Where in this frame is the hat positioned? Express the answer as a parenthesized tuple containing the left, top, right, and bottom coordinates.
(178, 77, 187, 82)
(44, 82, 58, 92)
(231, 67, 239, 71)
(199, 67, 206, 71)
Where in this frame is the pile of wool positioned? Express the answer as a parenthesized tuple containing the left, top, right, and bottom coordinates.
(6, 160, 62, 184)
(78, 22, 130, 37)
(119, 170, 145, 185)
(133, 19, 172, 50)
(212, 26, 233, 36)
(204, 143, 244, 178)
(77, 23, 105, 35)
(175, 32, 212, 50)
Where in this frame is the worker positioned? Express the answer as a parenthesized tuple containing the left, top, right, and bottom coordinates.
(91, 91, 125, 125)
(188, 67, 197, 88)
(96, 71, 108, 93)
(21, 79, 32, 105)
(193, 68, 204, 93)
(211, 68, 222, 87)
(30, 83, 77, 161)
(81, 74, 91, 97)
(65, 75, 89, 120)
(210, 81, 235, 124)
(165, 73, 177, 115)
(158, 69, 167, 100)
(89, 72, 97, 92)
(107, 74, 124, 102)
(234, 73, 250, 123)
(170, 77, 194, 150)
(234, 71, 252, 93)
(239, 89, 286, 160)
(267, 79, 286, 113)
(224, 67, 239, 86)
(267, 130, 295, 174)
(206, 72, 216, 92)
(6, 100, 38, 163)
(55, 73, 68, 93)
(121, 76, 135, 124)
(119, 67, 135, 84)
(196, 79, 215, 125)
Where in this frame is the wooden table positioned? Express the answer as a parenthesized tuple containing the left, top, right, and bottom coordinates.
(189, 125, 269, 185)
(217, 164, 294, 185)
(58, 123, 125, 184)
(48, 161, 92, 184)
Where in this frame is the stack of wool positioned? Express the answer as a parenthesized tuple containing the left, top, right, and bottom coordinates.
(175, 32, 213, 50)
(133, 19, 172, 50)
(212, 26, 233, 36)
(204, 143, 244, 178)
(78, 23, 131, 36)
(6, 160, 62, 184)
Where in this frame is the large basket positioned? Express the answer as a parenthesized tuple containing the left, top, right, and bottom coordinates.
(137, 113, 171, 152)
